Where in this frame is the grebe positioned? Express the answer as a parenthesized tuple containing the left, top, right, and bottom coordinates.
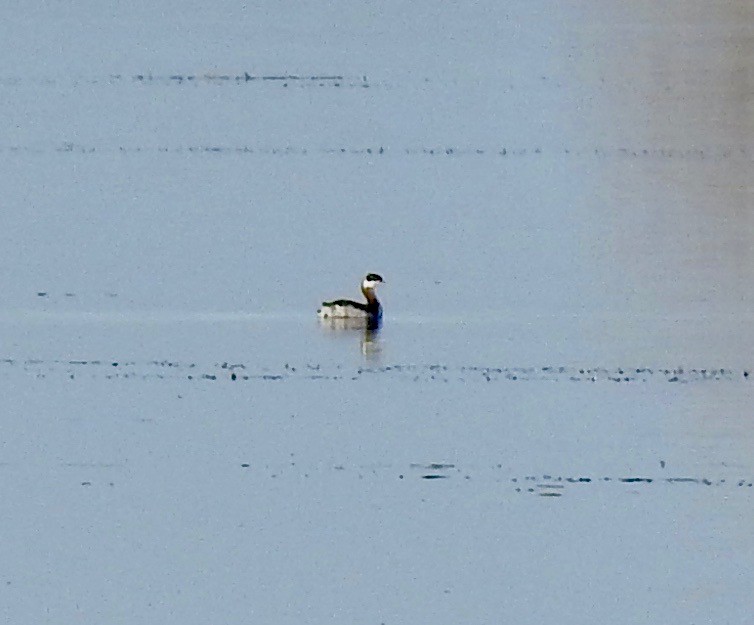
(317, 273, 384, 321)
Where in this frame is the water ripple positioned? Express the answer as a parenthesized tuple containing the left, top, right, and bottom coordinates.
(0, 358, 748, 384)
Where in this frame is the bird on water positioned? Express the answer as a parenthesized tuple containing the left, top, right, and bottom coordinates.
(317, 273, 384, 322)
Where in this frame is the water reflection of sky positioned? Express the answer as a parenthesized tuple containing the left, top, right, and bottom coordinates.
(1, 2, 754, 624)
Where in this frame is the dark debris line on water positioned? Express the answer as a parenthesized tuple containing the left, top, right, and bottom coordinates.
(0, 358, 749, 384)
(0, 72, 365, 89)
(229, 463, 753, 497)
(44, 454, 754, 493)
(1, 142, 748, 161)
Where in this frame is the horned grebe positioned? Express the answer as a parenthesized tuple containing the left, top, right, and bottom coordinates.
(317, 273, 384, 321)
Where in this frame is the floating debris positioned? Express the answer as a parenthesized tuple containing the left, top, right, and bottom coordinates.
(230, 462, 752, 497)
(0, 358, 749, 386)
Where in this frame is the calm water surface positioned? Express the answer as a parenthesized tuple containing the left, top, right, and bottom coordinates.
(1, 2, 753, 624)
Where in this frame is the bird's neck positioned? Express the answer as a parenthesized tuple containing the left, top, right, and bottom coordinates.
(362, 285, 378, 305)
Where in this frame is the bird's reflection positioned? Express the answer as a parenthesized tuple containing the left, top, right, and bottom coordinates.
(319, 317, 383, 360)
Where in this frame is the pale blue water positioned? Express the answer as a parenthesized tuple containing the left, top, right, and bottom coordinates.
(1, 2, 753, 624)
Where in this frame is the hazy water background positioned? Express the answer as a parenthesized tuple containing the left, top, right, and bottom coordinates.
(1, 2, 753, 623)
